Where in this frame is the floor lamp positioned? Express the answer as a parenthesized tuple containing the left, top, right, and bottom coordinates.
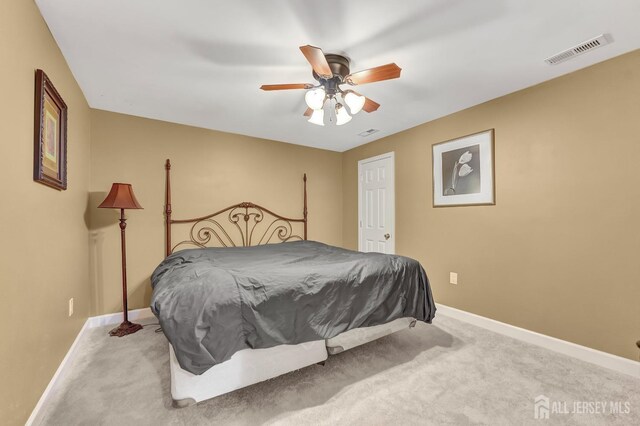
(98, 183, 144, 337)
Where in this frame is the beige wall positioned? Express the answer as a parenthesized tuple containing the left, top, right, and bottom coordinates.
(1, 3, 637, 420)
(89, 110, 343, 316)
(0, 1, 92, 424)
(343, 50, 640, 361)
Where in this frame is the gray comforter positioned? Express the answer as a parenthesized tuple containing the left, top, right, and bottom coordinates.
(151, 241, 435, 375)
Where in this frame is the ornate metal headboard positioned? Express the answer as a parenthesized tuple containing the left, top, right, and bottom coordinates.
(164, 159, 307, 256)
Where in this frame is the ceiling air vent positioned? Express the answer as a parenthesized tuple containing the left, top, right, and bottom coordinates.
(358, 129, 379, 137)
(544, 34, 611, 65)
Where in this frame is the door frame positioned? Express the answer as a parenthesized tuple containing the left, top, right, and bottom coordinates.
(357, 151, 395, 253)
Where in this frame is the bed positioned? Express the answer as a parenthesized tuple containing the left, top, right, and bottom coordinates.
(152, 159, 436, 407)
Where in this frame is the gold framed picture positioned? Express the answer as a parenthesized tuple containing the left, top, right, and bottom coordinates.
(34, 69, 67, 190)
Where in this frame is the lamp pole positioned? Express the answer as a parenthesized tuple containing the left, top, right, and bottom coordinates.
(109, 207, 142, 337)
(119, 208, 129, 325)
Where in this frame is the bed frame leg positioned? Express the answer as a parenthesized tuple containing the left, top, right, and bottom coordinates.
(172, 397, 196, 408)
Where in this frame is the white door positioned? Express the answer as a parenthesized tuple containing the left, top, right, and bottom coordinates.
(358, 152, 395, 254)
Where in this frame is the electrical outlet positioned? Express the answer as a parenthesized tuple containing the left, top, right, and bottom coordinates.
(449, 272, 458, 285)
(68, 298, 74, 317)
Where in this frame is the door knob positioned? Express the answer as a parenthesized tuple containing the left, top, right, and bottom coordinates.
(384, 233, 390, 240)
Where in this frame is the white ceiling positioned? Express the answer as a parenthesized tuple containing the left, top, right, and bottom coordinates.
(36, 0, 640, 152)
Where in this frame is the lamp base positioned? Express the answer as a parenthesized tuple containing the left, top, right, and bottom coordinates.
(109, 321, 143, 337)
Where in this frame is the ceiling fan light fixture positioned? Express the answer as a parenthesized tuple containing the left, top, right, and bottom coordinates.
(261, 45, 402, 125)
(335, 103, 352, 126)
(305, 87, 326, 110)
(344, 91, 366, 114)
(308, 108, 325, 126)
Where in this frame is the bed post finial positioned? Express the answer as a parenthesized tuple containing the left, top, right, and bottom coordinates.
(165, 159, 172, 257)
(303, 173, 308, 240)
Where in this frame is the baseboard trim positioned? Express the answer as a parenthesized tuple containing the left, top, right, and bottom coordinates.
(26, 308, 153, 426)
(436, 304, 640, 379)
(25, 319, 89, 426)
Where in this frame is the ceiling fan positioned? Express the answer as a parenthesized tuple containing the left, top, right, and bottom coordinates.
(260, 45, 401, 126)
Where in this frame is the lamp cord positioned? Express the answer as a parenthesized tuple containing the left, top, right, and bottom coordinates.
(141, 323, 164, 333)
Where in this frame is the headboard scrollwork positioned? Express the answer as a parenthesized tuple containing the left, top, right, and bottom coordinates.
(164, 159, 307, 256)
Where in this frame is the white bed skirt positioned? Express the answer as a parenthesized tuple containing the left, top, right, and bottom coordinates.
(169, 317, 416, 406)
(170, 340, 327, 406)
(326, 317, 416, 354)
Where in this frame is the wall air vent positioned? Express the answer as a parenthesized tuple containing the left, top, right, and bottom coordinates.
(545, 34, 611, 65)
(358, 129, 379, 137)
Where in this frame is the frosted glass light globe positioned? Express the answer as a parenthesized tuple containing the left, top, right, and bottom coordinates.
(344, 91, 366, 114)
(305, 88, 326, 110)
(308, 108, 325, 126)
(335, 104, 352, 126)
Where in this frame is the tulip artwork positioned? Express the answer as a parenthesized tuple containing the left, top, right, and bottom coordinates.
(443, 150, 476, 195)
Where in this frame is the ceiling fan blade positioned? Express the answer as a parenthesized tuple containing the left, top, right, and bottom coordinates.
(362, 97, 380, 113)
(303, 107, 313, 117)
(260, 83, 312, 91)
(299, 45, 333, 79)
(346, 63, 402, 85)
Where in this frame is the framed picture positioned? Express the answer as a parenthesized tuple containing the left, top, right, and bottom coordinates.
(432, 129, 495, 207)
(34, 69, 67, 190)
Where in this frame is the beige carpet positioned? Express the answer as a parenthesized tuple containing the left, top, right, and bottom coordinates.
(35, 315, 639, 425)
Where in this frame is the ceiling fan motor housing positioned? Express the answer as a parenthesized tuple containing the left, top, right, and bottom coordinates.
(312, 54, 350, 82)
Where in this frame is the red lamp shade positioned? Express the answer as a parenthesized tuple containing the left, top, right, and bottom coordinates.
(98, 183, 143, 210)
